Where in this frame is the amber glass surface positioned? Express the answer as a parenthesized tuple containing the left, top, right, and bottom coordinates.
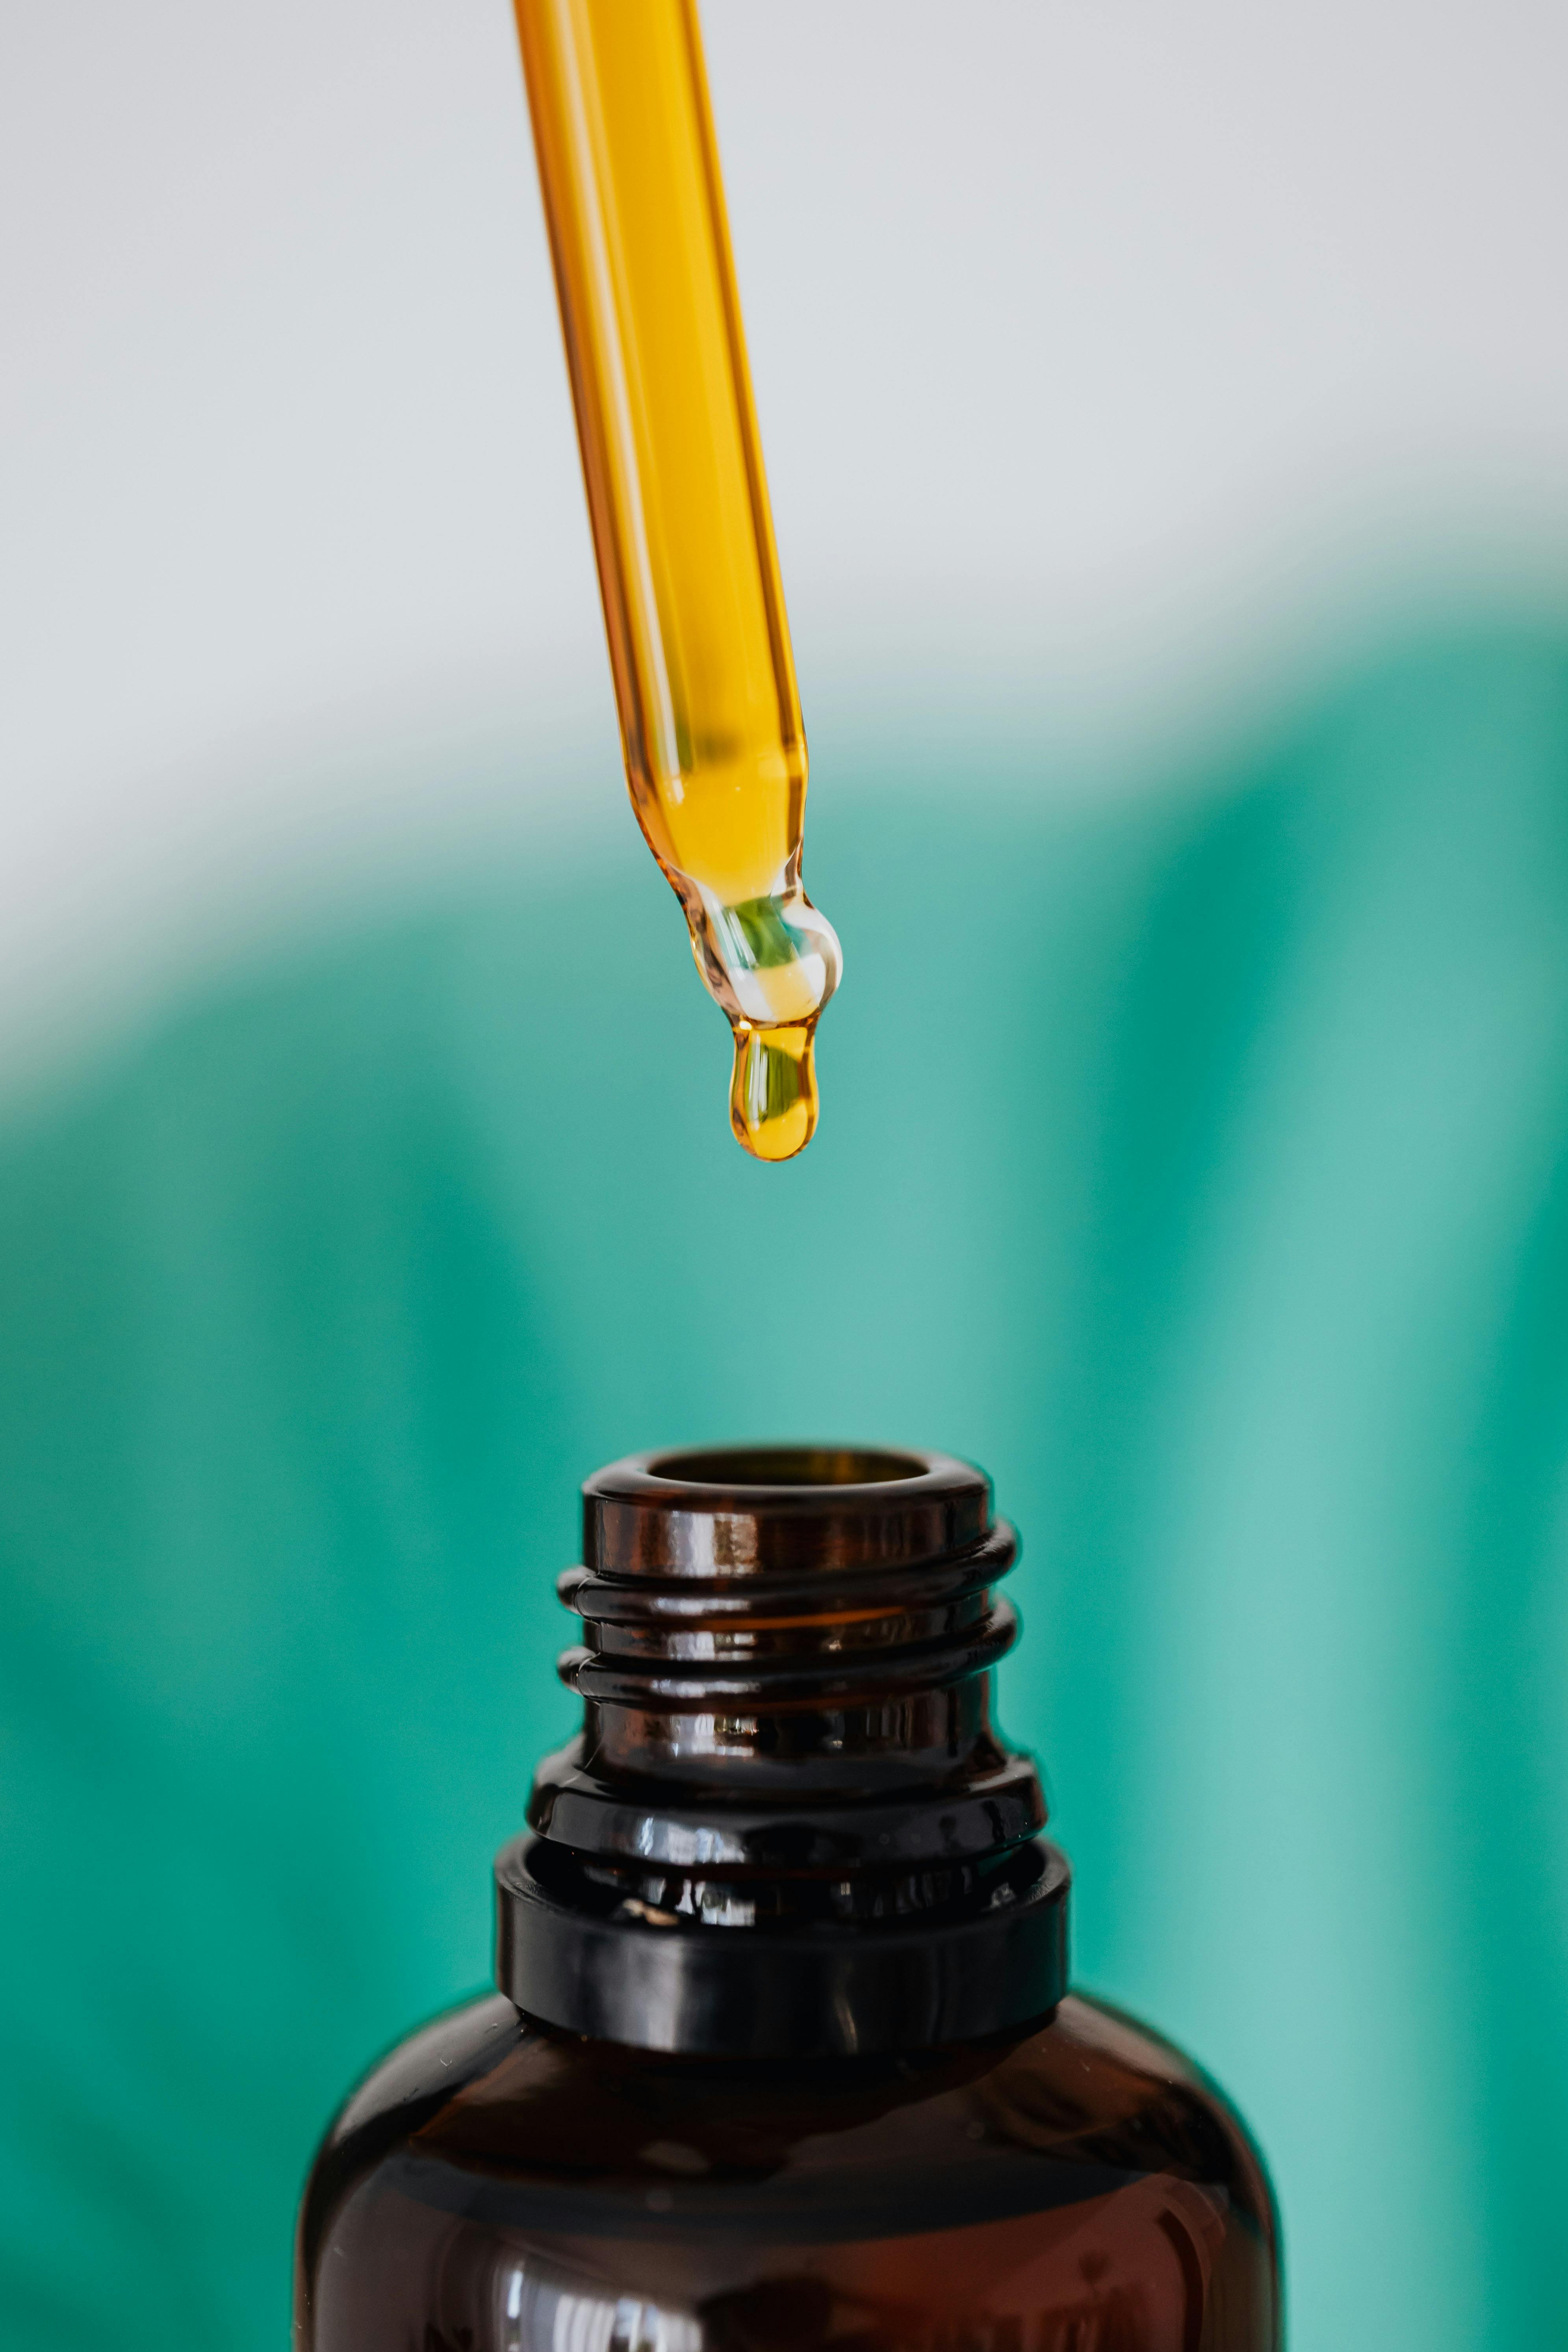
(513, 0, 841, 1160)
(295, 1990, 1280, 2351)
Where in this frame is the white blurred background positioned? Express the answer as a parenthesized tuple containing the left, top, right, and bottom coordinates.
(4, 0, 1567, 1073)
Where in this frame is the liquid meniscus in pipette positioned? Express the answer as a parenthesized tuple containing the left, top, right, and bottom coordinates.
(513, 0, 840, 1161)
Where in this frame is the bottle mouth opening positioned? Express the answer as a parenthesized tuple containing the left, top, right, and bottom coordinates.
(581, 1445, 993, 1575)
(646, 1443, 928, 1492)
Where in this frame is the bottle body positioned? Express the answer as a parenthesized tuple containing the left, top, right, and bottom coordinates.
(295, 1447, 1280, 2348)
(295, 1987, 1279, 2350)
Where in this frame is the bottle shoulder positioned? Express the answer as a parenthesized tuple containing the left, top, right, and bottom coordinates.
(299, 1993, 1280, 2352)
(305, 1987, 1274, 2247)
(1002, 1991, 1277, 2234)
(327, 1989, 525, 2152)
(298, 1991, 524, 2275)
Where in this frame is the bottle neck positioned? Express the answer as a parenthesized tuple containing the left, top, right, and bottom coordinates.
(495, 1447, 1069, 2056)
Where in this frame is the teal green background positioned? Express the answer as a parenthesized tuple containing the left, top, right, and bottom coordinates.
(3, 625, 1566, 2349)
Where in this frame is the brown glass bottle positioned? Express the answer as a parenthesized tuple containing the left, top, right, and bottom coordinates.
(295, 1448, 1280, 2351)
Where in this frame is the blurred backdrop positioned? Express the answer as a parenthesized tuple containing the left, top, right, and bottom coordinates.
(3, 6, 1567, 2352)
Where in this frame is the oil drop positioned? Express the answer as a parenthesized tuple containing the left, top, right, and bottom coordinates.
(514, 0, 840, 1160)
(729, 1020, 816, 1162)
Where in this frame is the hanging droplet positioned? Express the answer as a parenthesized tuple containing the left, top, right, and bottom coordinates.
(729, 1020, 819, 1163)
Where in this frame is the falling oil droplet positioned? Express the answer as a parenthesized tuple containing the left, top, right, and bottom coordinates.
(730, 1021, 820, 1163)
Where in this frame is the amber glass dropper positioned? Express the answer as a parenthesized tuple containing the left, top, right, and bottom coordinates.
(513, 0, 841, 1161)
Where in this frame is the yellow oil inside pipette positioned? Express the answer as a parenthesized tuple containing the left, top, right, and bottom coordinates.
(513, 0, 840, 1161)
